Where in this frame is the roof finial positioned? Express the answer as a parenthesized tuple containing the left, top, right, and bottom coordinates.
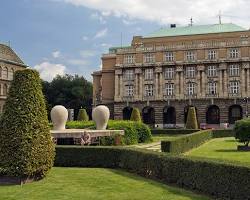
(218, 10, 222, 24)
(190, 17, 193, 26)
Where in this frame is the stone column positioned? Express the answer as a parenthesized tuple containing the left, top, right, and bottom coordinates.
(241, 67, 246, 97)
(176, 66, 183, 99)
(201, 70, 206, 98)
(159, 72, 163, 99)
(135, 68, 143, 100)
(224, 69, 228, 98)
(114, 74, 119, 100)
(120, 74, 123, 98)
(219, 69, 223, 98)
(155, 73, 159, 99)
(175, 71, 179, 99)
(247, 68, 250, 97)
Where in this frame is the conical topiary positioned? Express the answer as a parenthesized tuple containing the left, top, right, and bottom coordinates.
(130, 108, 141, 122)
(0, 69, 55, 179)
(77, 108, 89, 121)
(185, 106, 198, 129)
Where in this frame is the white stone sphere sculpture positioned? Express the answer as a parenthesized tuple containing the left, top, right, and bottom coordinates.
(92, 105, 110, 130)
(51, 105, 68, 130)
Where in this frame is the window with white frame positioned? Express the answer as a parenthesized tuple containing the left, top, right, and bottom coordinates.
(164, 67, 175, 79)
(208, 82, 217, 94)
(186, 66, 195, 78)
(144, 68, 153, 80)
(124, 54, 135, 64)
(208, 50, 216, 60)
(165, 51, 174, 62)
(186, 51, 195, 61)
(144, 53, 155, 63)
(125, 85, 134, 96)
(229, 64, 240, 76)
(229, 81, 239, 94)
(9, 68, 14, 80)
(165, 83, 174, 96)
(207, 66, 217, 77)
(187, 82, 195, 95)
(144, 84, 154, 96)
(229, 48, 239, 58)
(124, 69, 134, 80)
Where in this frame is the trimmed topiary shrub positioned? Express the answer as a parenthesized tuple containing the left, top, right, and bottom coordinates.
(77, 108, 89, 121)
(66, 120, 95, 129)
(234, 118, 250, 146)
(0, 69, 55, 178)
(134, 122, 152, 143)
(151, 129, 199, 135)
(185, 107, 198, 129)
(130, 108, 141, 122)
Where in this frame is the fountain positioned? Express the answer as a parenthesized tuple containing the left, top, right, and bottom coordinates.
(50, 105, 124, 145)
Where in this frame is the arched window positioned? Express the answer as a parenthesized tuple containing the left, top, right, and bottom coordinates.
(9, 68, 14, 80)
(142, 106, 155, 126)
(229, 105, 243, 124)
(206, 105, 220, 124)
(3, 84, 8, 96)
(122, 107, 133, 120)
(2, 67, 8, 79)
(163, 106, 176, 125)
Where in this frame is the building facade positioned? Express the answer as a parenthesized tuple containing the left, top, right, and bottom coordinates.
(92, 23, 250, 128)
(0, 43, 27, 113)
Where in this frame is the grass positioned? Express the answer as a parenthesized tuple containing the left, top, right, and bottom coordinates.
(0, 168, 210, 200)
(186, 137, 250, 166)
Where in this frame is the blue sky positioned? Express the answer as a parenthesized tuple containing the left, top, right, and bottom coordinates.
(1, 0, 250, 81)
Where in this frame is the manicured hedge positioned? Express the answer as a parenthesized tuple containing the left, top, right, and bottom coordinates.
(212, 129, 234, 138)
(55, 146, 250, 200)
(66, 120, 152, 145)
(151, 129, 200, 135)
(161, 130, 212, 154)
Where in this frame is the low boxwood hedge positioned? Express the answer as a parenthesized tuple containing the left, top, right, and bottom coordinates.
(55, 146, 250, 200)
(66, 120, 152, 145)
(161, 130, 213, 154)
(151, 129, 200, 135)
(212, 129, 234, 138)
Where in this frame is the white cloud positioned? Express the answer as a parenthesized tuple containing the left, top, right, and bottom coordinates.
(94, 28, 108, 38)
(82, 36, 89, 41)
(67, 59, 89, 66)
(60, 0, 250, 27)
(80, 50, 96, 58)
(52, 50, 61, 58)
(90, 12, 106, 24)
(34, 62, 66, 82)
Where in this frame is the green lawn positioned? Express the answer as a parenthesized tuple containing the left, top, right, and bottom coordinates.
(0, 168, 210, 200)
(186, 137, 250, 166)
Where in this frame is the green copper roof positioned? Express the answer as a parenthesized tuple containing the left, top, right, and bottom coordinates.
(145, 23, 246, 38)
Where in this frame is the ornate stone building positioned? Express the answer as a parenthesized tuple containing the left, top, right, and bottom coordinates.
(92, 23, 250, 128)
(0, 43, 27, 113)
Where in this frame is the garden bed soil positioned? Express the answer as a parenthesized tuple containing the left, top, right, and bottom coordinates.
(237, 145, 250, 151)
(0, 176, 40, 185)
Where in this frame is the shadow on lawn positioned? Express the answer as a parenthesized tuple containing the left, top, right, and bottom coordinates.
(215, 149, 238, 152)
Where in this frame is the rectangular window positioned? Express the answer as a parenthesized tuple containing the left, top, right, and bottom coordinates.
(165, 83, 174, 96)
(144, 53, 155, 63)
(186, 51, 195, 61)
(229, 64, 240, 76)
(164, 67, 175, 79)
(144, 84, 154, 96)
(187, 82, 195, 95)
(208, 82, 217, 94)
(229, 81, 239, 94)
(208, 50, 216, 60)
(229, 49, 239, 58)
(186, 66, 195, 78)
(124, 69, 134, 80)
(207, 66, 217, 77)
(125, 85, 134, 96)
(165, 51, 174, 62)
(144, 68, 154, 80)
(124, 54, 135, 64)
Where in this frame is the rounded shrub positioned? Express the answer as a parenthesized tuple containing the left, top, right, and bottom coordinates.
(134, 122, 152, 143)
(0, 69, 55, 178)
(234, 118, 250, 146)
(130, 108, 141, 122)
(185, 107, 198, 129)
(77, 108, 89, 121)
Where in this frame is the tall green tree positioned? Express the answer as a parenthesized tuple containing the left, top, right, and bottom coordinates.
(0, 69, 55, 178)
(42, 74, 93, 119)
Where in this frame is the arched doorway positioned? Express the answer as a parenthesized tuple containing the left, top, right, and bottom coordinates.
(123, 107, 133, 120)
(142, 106, 155, 125)
(163, 106, 176, 125)
(229, 105, 243, 124)
(206, 105, 220, 124)
(184, 106, 198, 124)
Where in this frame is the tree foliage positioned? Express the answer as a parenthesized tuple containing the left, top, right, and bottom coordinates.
(130, 108, 141, 122)
(42, 74, 93, 119)
(0, 69, 55, 178)
(234, 118, 250, 146)
(185, 107, 198, 129)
